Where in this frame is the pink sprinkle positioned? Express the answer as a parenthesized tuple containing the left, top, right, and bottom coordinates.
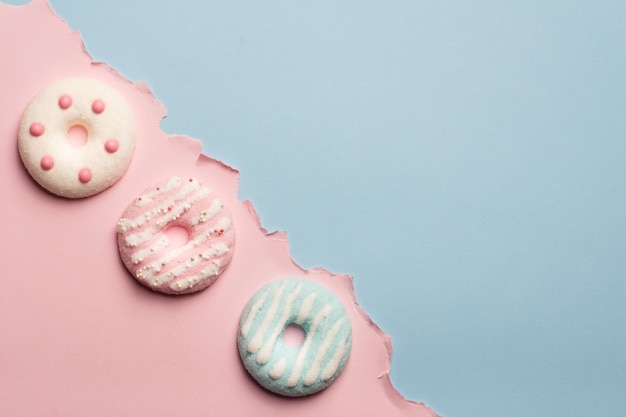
(104, 139, 119, 153)
(58, 94, 72, 109)
(92, 99, 105, 114)
(78, 168, 92, 183)
(29, 122, 44, 137)
(40, 156, 54, 170)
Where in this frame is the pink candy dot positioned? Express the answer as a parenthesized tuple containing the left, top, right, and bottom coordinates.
(92, 99, 105, 114)
(29, 122, 45, 137)
(40, 156, 54, 170)
(104, 139, 119, 153)
(58, 94, 72, 109)
(78, 168, 92, 183)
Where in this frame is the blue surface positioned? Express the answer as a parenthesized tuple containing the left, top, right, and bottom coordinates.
(7, 1, 626, 416)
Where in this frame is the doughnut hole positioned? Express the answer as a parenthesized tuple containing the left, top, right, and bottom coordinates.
(67, 124, 88, 147)
(164, 225, 190, 249)
(283, 323, 306, 347)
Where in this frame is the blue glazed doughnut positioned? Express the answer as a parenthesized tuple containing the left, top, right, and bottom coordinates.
(238, 278, 352, 397)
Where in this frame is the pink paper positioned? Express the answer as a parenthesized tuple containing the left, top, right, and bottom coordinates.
(0, 1, 439, 416)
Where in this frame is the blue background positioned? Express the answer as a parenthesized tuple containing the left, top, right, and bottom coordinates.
(6, 1, 625, 416)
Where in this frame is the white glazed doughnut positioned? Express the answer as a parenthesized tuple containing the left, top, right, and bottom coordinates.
(238, 278, 352, 396)
(117, 177, 236, 295)
(18, 78, 136, 198)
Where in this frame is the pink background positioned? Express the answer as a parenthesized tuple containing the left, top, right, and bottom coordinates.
(0, 2, 437, 416)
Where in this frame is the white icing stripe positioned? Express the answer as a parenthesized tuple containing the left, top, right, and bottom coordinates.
(130, 235, 169, 265)
(124, 230, 154, 248)
(256, 284, 302, 364)
(211, 217, 232, 234)
(286, 304, 332, 387)
(148, 178, 201, 214)
(321, 335, 349, 381)
(190, 198, 224, 226)
(269, 358, 287, 380)
(207, 241, 229, 257)
(240, 289, 269, 338)
(133, 177, 181, 207)
(138, 239, 197, 280)
(296, 292, 317, 324)
(247, 281, 288, 354)
(168, 263, 220, 291)
(303, 317, 345, 386)
(155, 250, 223, 285)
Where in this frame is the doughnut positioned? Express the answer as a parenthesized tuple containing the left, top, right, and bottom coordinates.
(18, 78, 136, 198)
(116, 176, 235, 295)
(238, 278, 352, 397)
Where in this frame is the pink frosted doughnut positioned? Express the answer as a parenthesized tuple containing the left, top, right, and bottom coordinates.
(116, 177, 236, 295)
(18, 78, 136, 198)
